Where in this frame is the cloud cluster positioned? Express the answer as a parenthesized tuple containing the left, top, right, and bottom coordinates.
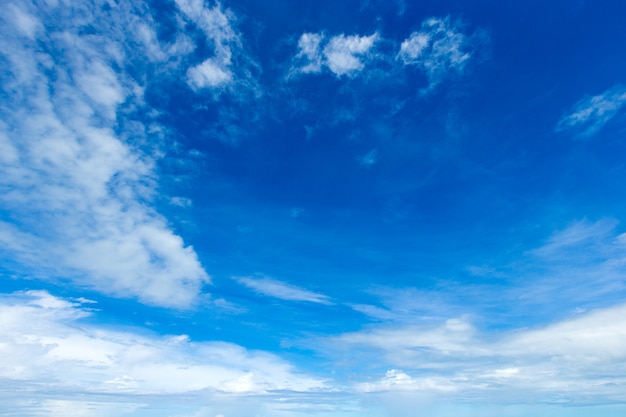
(0, 290, 328, 415)
(0, 0, 215, 308)
(291, 16, 484, 90)
(556, 84, 626, 137)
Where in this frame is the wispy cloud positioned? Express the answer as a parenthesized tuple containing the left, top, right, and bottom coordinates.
(398, 17, 484, 92)
(292, 32, 379, 78)
(358, 149, 378, 167)
(0, 0, 209, 308)
(236, 276, 332, 304)
(556, 85, 626, 137)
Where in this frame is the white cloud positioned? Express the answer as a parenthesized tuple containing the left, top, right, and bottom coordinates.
(188, 58, 232, 88)
(292, 32, 379, 77)
(398, 17, 479, 91)
(323, 33, 379, 77)
(0, 0, 209, 308)
(0, 290, 328, 412)
(556, 85, 626, 137)
(175, 0, 239, 90)
(294, 32, 324, 73)
(235, 276, 332, 304)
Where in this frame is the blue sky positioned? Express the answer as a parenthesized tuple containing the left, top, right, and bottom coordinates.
(2, 0, 626, 416)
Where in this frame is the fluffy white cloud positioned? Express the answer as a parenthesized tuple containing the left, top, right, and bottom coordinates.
(0, 291, 328, 414)
(398, 17, 480, 91)
(292, 32, 379, 77)
(235, 276, 332, 304)
(323, 33, 379, 76)
(556, 85, 626, 137)
(0, 0, 209, 308)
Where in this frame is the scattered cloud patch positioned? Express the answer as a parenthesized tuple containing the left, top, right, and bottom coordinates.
(398, 17, 482, 91)
(556, 85, 626, 137)
(236, 276, 332, 304)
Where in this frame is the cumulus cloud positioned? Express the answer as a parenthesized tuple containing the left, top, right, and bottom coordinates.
(235, 276, 332, 304)
(398, 17, 482, 91)
(0, 290, 328, 414)
(556, 85, 626, 137)
(292, 32, 379, 77)
(0, 0, 209, 308)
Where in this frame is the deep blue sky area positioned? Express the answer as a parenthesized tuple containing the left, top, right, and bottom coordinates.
(2, 0, 626, 416)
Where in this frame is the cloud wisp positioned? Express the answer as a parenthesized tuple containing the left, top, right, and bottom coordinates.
(556, 84, 626, 137)
(398, 17, 483, 92)
(236, 276, 332, 304)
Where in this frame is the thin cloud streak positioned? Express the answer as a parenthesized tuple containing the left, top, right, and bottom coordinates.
(236, 276, 332, 304)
